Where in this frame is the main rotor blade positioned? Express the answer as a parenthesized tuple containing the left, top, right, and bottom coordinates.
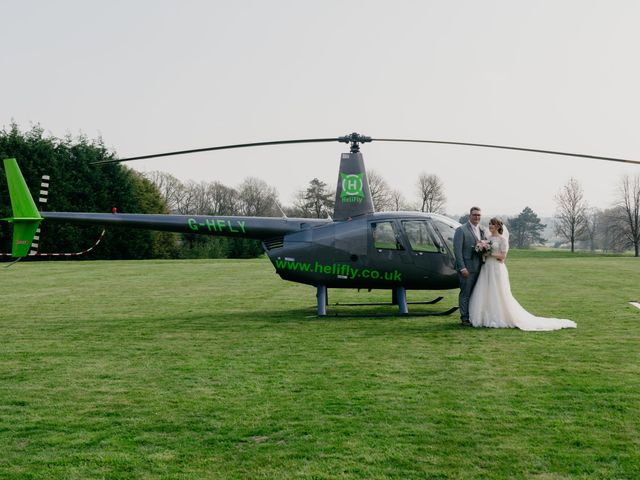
(371, 138, 640, 165)
(93, 137, 341, 164)
(94, 132, 640, 166)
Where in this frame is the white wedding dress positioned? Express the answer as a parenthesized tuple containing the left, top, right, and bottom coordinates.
(469, 234, 577, 331)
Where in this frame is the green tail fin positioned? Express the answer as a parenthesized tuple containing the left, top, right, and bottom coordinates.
(2, 158, 43, 257)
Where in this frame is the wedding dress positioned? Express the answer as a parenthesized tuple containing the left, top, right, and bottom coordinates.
(469, 234, 576, 331)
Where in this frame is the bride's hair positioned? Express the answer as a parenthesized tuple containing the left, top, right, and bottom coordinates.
(489, 217, 504, 234)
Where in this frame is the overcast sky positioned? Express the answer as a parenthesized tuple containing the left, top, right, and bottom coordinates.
(2, 1, 639, 217)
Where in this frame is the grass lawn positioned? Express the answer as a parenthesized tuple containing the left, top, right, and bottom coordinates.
(1, 251, 639, 479)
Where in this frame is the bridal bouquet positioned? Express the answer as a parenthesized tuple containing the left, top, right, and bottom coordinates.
(476, 240, 491, 253)
(475, 239, 492, 257)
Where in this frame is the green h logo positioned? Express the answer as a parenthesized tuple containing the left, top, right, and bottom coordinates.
(340, 173, 364, 203)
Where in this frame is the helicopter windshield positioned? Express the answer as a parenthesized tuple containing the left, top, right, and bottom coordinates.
(430, 218, 456, 253)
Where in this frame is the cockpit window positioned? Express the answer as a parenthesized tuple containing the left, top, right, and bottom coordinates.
(402, 220, 440, 253)
(371, 221, 403, 250)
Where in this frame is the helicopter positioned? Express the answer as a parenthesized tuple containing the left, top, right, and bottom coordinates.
(3, 132, 639, 316)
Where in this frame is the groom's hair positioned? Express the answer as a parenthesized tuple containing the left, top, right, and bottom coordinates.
(469, 206, 481, 214)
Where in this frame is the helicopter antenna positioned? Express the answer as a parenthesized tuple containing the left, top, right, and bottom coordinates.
(275, 200, 288, 218)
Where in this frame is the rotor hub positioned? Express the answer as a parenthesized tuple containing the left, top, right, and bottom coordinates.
(338, 132, 372, 153)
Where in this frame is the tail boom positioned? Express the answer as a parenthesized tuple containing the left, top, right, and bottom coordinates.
(41, 212, 330, 240)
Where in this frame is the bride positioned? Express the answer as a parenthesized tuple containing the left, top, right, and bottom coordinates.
(469, 217, 577, 331)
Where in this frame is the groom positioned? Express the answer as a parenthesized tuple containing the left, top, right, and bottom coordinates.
(453, 206, 486, 326)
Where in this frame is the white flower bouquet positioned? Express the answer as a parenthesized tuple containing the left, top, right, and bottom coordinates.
(475, 239, 492, 257)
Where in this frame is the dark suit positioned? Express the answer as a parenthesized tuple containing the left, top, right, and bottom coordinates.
(453, 222, 486, 321)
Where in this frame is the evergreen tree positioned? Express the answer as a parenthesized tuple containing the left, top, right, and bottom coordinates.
(294, 178, 334, 218)
(0, 124, 175, 259)
(507, 207, 546, 249)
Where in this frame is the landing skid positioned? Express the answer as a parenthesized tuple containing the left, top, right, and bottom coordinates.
(315, 285, 458, 317)
(320, 306, 459, 318)
(333, 296, 444, 307)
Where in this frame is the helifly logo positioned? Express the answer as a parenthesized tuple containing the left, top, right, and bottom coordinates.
(274, 258, 402, 282)
(340, 173, 365, 203)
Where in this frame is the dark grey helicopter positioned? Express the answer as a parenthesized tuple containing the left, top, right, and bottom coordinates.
(3, 133, 639, 315)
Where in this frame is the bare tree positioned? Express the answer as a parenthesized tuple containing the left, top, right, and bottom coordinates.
(143, 170, 185, 213)
(584, 207, 601, 251)
(288, 189, 309, 217)
(194, 181, 217, 215)
(390, 189, 408, 211)
(614, 174, 640, 256)
(554, 178, 588, 252)
(173, 180, 199, 215)
(206, 181, 238, 215)
(367, 169, 393, 211)
(598, 208, 628, 253)
(416, 173, 446, 213)
(237, 177, 280, 217)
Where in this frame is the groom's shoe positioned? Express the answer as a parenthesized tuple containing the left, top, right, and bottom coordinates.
(461, 318, 472, 327)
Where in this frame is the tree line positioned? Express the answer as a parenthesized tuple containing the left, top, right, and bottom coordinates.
(113, 163, 640, 257)
(452, 177, 640, 256)
(362, 165, 640, 256)
(2, 125, 639, 258)
(0, 124, 177, 259)
(552, 176, 640, 255)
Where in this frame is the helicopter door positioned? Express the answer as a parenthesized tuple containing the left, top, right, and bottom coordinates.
(401, 220, 450, 268)
(369, 221, 412, 266)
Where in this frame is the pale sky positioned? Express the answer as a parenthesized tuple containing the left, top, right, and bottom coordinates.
(2, 1, 639, 217)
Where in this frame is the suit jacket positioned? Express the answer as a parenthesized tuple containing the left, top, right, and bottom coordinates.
(453, 222, 486, 273)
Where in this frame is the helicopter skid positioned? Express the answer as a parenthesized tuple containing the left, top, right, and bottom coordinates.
(332, 296, 444, 307)
(317, 306, 459, 318)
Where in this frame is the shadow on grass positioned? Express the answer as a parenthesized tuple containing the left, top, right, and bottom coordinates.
(221, 307, 473, 335)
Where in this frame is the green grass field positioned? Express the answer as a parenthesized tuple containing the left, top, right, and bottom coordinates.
(1, 251, 639, 479)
